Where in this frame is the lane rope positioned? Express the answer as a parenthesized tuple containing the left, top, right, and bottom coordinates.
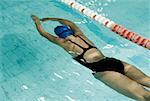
(61, 0, 150, 50)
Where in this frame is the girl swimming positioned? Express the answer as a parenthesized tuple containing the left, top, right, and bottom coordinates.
(31, 15, 150, 101)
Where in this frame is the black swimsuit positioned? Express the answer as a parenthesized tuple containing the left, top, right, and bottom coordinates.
(70, 35, 125, 75)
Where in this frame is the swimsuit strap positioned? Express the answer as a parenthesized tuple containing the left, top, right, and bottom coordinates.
(70, 35, 96, 63)
(71, 35, 96, 49)
(76, 35, 93, 48)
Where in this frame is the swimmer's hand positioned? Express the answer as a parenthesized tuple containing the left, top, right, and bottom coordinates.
(31, 15, 40, 24)
(31, 15, 46, 36)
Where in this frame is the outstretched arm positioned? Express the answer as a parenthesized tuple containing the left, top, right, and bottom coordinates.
(40, 17, 95, 46)
(31, 15, 65, 46)
(40, 18, 84, 36)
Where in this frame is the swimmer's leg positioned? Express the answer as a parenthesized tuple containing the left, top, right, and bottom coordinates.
(94, 71, 150, 101)
(123, 62, 150, 88)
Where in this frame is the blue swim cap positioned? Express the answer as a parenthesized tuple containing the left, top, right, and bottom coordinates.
(54, 25, 74, 39)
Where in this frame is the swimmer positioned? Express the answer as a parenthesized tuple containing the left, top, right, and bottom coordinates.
(31, 15, 150, 101)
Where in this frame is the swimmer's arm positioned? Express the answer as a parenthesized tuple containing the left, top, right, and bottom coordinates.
(40, 18, 95, 44)
(40, 18, 84, 36)
(31, 15, 65, 45)
(41, 18, 96, 47)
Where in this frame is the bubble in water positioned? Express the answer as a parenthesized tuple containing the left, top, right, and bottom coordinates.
(86, 80, 94, 85)
(54, 73, 64, 79)
(107, 0, 112, 2)
(69, 90, 73, 93)
(106, 14, 108, 17)
(103, 3, 108, 6)
(101, 13, 106, 16)
(37, 97, 45, 101)
(51, 78, 56, 81)
(98, 2, 102, 6)
(21, 85, 28, 90)
(97, 7, 103, 13)
(103, 44, 114, 49)
(65, 95, 76, 101)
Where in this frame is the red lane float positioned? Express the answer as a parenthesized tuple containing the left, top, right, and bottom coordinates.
(112, 24, 150, 49)
(61, 0, 150, 50)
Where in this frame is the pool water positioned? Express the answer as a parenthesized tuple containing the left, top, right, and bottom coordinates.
(0, 0, 149, 101)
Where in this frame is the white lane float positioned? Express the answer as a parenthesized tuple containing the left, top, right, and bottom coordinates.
(61, 0, 150, 50)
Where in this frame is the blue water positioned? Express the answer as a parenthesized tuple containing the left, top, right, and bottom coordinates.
(0, 0, 149, 101)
